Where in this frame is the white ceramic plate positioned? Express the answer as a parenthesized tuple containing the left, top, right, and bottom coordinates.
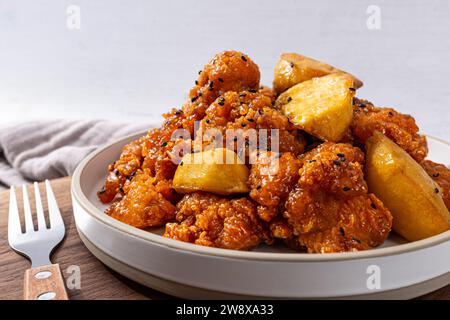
(71, 132, 450, 299)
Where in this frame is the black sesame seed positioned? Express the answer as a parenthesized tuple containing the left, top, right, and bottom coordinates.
(339, 227, 345, 237)
(247, 118, 254, 122)
(180, 161, 184, 166)
(433, 173, 440, 177)
(205, 119, 210, 124)
(388, 111, 394, 116)
(191, 96, 198, 102)
(233, 137, 238, 142)
(371, 203, 377, 209)
(287, 97, 292, 102)
(218, 78, 224, 82)
(198, 92, 203, 97)
(241, 55, 247, 62)
(209, 81, 214, 88)
(337, 153, 345, 158)
(198, 70, 202, 75)
(161, 141, 168, 148)
(239, 93, 247, 98)
(218, 101, 225, 106)
(349, 87, 356, 92)
(195, 80, 198, 85)
(241, 123, 247, 127)
(98, 187, 106, 195)
(290, 62, 295, 68)
(352, 236, 361, 244)
(333, 160, 341, 166)
(435, 188, 439, 194)
(114, 169, 119, 176)
(175, 110, 182, 115)
(343, 186, 351, 192)
(256, 184, 262, 190)
(307, 160, 317, 163)
(248, 89, 257, 93)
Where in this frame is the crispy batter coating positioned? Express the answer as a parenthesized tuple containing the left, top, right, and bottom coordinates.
(284, 142, 393, 253)
(351, 98, 428, 162)
(164, 193, 271, 250)
(249, 152, 301, 221)
(421, 160, 450, 209)
(106, 170, 176, 228)
(202, 90, 305, 155)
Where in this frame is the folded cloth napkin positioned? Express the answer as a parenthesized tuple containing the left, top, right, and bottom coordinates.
(0, 120, 152, 190)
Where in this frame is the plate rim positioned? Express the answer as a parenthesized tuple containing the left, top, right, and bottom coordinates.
(71, 131, 450, 262)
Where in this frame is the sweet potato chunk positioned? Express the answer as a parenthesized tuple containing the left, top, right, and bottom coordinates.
(366, 132, 450, 241)
(273, 53, 363, 94)
(173, 148, 250, 195)
(275, 73, 355, 142)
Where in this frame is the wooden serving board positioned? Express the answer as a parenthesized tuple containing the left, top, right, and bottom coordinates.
(0, 177, 448, 300)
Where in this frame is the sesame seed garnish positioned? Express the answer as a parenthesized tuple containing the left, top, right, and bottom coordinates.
(239, 93, 247, 98)
(290, 62, 295, 68)
(98, 187, 106, 195)
(191, 96, 198, 102)
(337, 153, 345, 158)
(180, 161, 184, 166)
(352, 236, 361, 244)
(241, 123, 247, 127)
(349, 87, 356, 92)
(209, 81, 214, 88)
(205, 119, 210, 124)
(388, 111, 394, 116)
(343, 186, 351, 192)
(307, 160, 317, 163)
(287, 97, 292, 102)
(434, 188, 439, 194)
(333, 160, 341, 166)
(161, 141, 168, 147)
(175, 110, 182, 115)
(233, 136, 238, 142)
(339, 227, 345, 237)
(248, 89, 257, 93)
(198, 70, 202, 75)
(371, 203, 377, 209)
(241, 55, 247, 62)
(247, 118, 254, 122)
(433, 173, 440, 177)
(218, 78, 224, 82)
(195, 80, 198, 85)
(256, 184, 262, 190)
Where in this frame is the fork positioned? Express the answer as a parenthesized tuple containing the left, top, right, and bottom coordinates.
(8, 180, 68, 300)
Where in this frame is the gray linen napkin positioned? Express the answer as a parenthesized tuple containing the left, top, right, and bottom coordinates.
(0, 120, 152, 190)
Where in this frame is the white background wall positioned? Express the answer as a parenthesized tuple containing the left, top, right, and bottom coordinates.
(0, 0, 449, 140)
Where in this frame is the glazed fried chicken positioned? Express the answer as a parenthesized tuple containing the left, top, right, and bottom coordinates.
(248, 152, 301, 221)
(284, 142, 393, 253)
(106, 169, 176, 228)
(163, 193, 271, 250)
(421, 160, 450, 209)
(351, 98, 428, 162)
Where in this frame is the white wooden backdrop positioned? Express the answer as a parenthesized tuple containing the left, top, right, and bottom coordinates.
(0, 0, 449, 140)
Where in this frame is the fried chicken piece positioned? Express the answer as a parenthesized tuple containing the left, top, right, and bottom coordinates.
(106, 170, 176, 228)
(164, 193, 271, 250)
(181, 51, 261, 131)
(249, 152, 301, 221)
(421, 159, 450, 209)
(351, 98, 428, 162)
(284, 142, 393, 253)
(202, 90, 305, 156)
(98, 136, 146, 203)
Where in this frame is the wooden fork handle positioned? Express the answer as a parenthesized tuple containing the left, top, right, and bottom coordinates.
(24, 264, 68, 300)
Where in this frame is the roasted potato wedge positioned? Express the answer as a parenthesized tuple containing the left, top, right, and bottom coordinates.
(275, 73, 355, 142)
(273, 53, 363, 94)
(366, 132, 450, 241)
(173, 148, 250, 195)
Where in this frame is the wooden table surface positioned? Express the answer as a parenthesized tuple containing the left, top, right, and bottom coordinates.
(0, 177, 448, 300)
